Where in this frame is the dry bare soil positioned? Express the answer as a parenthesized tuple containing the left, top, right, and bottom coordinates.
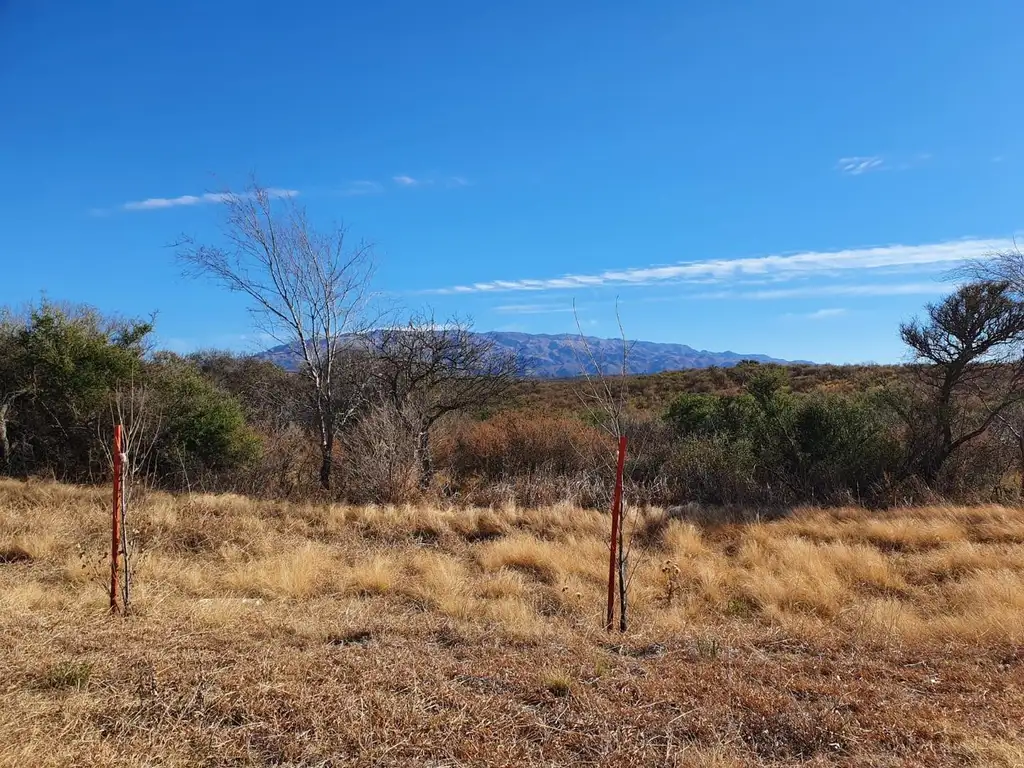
(2, 480, 1023, 767)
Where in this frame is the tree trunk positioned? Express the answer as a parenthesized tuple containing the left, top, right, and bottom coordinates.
(1018, 434, 1024, 499)
(917, 450, 947, 487)
(319, 414, 335, 491)
(0, 403, 10, 472)
(416, 427, 433, 490)
(618, 514, 627, 632)
(911, 408, 951, 486)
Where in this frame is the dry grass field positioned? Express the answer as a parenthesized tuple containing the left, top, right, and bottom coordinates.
(2, 479, 1023, 767)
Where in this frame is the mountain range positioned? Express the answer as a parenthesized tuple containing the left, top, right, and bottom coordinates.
(259, 331, 802, 378)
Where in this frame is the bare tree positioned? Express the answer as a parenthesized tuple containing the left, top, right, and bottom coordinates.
(368, 313, 521, 488)
(0, 310, 28, 473)
(99, 381, 162, 613)
(571, 303, 659, 632)
(0, 396, 14, 471)
(571, 301, 633, 441)
(571, 304, 630, 630)
(897, 281, 1024, 483)
(959, 243, 1024, 296)
(102, 381, 163, 491)
(177, 180, 375, 490)
(989, 403, 1024, 496)
(955, 247, 1024, 494)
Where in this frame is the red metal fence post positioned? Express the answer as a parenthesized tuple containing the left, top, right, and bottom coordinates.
(605, 435, 627, 631)
(110, 424, 123, 614)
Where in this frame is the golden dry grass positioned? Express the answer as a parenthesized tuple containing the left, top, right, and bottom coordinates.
(1, 478, 1023, 766)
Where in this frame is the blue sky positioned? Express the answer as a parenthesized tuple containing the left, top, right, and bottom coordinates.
(2, 0, 1021, 364)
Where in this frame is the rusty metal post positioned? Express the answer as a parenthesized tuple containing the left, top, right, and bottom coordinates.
(110, 424, 123, 614)
(605, 435, 627, 631)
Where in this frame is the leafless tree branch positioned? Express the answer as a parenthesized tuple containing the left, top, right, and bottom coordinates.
(368, 312, 521, 488)
(176, 178, 376, 489)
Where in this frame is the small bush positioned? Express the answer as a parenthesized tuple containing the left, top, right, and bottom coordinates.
(151, 357, 260, 476)
(540, 669, 572, 697)
(666, 435, 761, 506)
(438, 411, 611, 481)
(340, 402, 420, 505)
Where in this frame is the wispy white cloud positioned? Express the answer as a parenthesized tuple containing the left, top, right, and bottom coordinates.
(637, 282, 945, 303)
(493, 303, 577, 315)
(694, 282, 947, 300)
(106, 173, 466, 214)
(340, 180, 383, 196)
(837, 156, 884, 175)
(123, 193, 226, 211)
(838, 153, 934, 174)
(393, 175, 470, 188)
(786, 308, 848, 320)
(434, 238, 1014, 295)
(807, 307, 848, 319)
(111, 187, 298, 214)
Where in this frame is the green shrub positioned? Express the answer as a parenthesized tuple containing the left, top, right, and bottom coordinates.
(664, 370, 901, 506)
(666, 434, 761, 506)
(150, 356, 260, 482)
(0, 301, 150, 480)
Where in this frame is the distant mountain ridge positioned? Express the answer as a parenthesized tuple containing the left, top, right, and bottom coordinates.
(480, 332, 802, 377)
(258, 331, 804, 378)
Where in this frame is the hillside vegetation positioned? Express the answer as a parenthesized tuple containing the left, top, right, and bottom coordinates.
(2, 480, 1023, 766)
(510, 362, 906, 414)
(6, 284, 1024, 511)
